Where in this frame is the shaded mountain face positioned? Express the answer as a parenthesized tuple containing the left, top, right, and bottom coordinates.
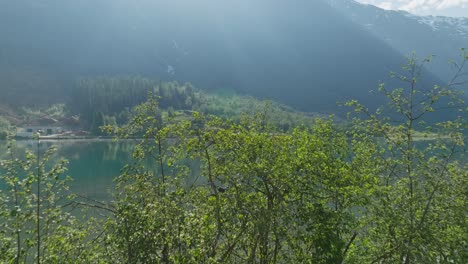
(327, 0, 468, 92)
(0, 0, 451, 116)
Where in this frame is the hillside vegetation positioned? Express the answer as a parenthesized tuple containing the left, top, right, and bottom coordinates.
(0, 56, 466, 263)
(0, 76, 327, 135)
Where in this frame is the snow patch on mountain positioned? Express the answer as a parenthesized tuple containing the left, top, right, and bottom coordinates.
(327, 0, 468, 39)
(407, 14, 468, 36)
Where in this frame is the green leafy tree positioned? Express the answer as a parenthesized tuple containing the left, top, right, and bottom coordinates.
(346, 52, 467, 263)
(103, 95, 381, 263)
(0, 139, 102, 263)
(0, 116, 12, 139)
(103, 95, 203, 263)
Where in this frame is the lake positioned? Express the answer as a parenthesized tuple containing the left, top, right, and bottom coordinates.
(0, 139, 137, 201)
(1, 138, 465, 203)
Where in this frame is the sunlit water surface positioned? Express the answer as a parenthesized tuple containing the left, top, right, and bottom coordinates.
(0, 139, 136, 201)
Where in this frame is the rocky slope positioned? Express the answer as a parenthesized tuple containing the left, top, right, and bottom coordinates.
(327, 0, 468, 91)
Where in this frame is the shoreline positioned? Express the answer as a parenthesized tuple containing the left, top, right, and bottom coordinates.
(14, 136, 115, 141)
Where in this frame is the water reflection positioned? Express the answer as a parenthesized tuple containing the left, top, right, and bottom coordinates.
(1, 139, 203, 202)
(0, 139, 136, 201)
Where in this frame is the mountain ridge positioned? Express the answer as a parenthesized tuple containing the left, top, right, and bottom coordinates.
(326, 0, 468, 91)
(0, 0, 463, 120)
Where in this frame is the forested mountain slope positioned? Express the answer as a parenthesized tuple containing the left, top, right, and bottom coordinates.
(0, 0, 452, 117)
(328, 0, 468, 91)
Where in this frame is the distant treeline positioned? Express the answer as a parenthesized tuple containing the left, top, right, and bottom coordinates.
(0, 75, 327, 136)
(70, 76, 322, 134)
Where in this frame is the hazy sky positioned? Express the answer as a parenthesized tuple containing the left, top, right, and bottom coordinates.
(355, 0, 468, 17)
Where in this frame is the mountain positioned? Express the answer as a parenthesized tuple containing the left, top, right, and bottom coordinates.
(412, 15, 468, 38)
(327, 0, 468, 92)
(0, 0, 457, 118)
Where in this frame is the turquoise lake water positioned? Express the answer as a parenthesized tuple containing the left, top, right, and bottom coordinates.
(0, 139, 136, 201)
(1, 138, 465, 203)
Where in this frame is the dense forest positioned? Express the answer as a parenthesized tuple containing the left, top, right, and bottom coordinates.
(0, 55, 466, 263)
(0, 76, 326, 139)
